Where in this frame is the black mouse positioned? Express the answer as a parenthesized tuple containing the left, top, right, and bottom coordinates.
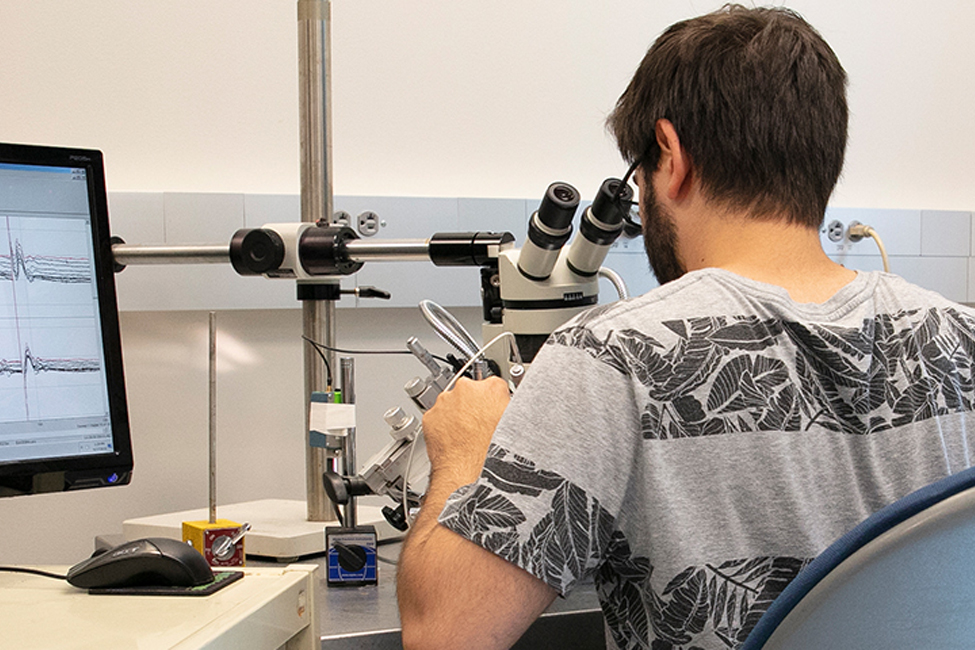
(66, 537, 214, 589)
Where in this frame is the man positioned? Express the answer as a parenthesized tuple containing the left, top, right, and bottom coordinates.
(398, 5, 975, 649)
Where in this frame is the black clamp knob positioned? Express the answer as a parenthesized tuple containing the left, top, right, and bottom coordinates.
(340, 285, 391, 300)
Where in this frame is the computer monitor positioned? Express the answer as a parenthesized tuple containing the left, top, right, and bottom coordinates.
(0, 142, 132, 497)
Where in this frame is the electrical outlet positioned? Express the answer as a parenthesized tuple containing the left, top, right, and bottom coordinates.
(333, 211, 351, 228)
(357, 211, 381, 237)
(826, 219, 845, 242)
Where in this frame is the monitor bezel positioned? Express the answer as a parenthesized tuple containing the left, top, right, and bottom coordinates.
(0, 142, 133, 497)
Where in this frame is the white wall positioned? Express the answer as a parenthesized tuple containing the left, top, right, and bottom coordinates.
(4, 0, 975, 564)
(4, 1, 975, 208)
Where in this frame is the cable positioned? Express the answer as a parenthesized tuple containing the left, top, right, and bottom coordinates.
(398, 332, 518, 529)
(848, 222, 890, 273)
(402, 425, 421, 530)
(0, 566, 67, 580)
(444, 331, 518, 393)
(302, 336, 333, 389)
(419, 300, 480, 359)
(303, 335, 452, 373)
(303, 337, 411, 356)
(613, 158, 643, 238)
(598, 267, 630, 300)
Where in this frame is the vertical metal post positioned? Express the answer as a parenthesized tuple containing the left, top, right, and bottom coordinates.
(298, 0, 339, 522)
(208, 311, 218, 524)
(339, 357, 357, 528)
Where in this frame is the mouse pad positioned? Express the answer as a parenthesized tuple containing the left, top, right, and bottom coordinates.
(87, 570, 244, 596)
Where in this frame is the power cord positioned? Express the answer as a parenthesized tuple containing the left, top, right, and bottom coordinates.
(848, 222, 890, 272)
(0, 566, 67, 580)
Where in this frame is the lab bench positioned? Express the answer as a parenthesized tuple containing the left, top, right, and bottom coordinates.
(254, 542, 607, 650)
(6, 537, 604, 649)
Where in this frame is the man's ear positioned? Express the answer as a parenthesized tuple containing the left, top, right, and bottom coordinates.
(655, 119, 692, 201)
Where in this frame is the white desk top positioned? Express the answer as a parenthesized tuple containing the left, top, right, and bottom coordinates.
(0, 564, 319, 650)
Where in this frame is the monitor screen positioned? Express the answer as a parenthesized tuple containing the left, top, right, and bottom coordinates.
(0, 143, 132, 496)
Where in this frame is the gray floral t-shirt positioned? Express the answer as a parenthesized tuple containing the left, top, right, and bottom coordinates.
(440, 268, 975, 649)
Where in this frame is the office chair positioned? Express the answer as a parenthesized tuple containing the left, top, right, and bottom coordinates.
(741, 464, 975, 650)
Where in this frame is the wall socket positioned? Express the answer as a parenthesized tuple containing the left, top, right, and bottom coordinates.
(333, 211, 351, 228)
(357, 211, 382, 237)
(825, 219, 845, 242)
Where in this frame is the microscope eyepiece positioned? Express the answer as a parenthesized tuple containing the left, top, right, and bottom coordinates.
(518, 182, 580, 281)
(532, 182, 580, 240)
(590, 178, 633, 227)
(566, 178, 632, 277)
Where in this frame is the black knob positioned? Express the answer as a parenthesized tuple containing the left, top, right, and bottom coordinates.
(334, 542, 368, 572)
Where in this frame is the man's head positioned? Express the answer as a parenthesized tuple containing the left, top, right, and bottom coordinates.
(608, 5, 848, 234)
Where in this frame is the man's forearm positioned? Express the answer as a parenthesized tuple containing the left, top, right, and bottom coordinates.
(397, 465, 481, 618)
(397, 470, 556, 650)
(396, 378, 557, 649)
(396, 467, 485, 648)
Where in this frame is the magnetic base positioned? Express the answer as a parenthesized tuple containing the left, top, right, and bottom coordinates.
(123, 499, 400, 560)
(182, 519, 245, 567)
(326, 526, 378, 586)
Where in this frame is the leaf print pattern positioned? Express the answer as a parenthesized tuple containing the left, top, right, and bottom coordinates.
(440, 445, 810, 649)
(442, 446, 615, 594)
(438, 298, 975, 648)
(550, 308, 975, 439)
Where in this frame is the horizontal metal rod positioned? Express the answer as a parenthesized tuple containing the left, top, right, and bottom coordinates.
(344, 239, 431, 262)
(113, 243, 230, 266)
(111, 238, 434, 269)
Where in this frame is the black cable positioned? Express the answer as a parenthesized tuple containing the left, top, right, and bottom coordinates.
(0, 566, 67, 580)
(307, 339, 411, 356)
(302, 336, 333, 388)
(303, 336, 452, 365)
(612, 157, 643, 238)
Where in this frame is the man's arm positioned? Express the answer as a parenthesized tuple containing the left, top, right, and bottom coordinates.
(397, 377, 558, 650)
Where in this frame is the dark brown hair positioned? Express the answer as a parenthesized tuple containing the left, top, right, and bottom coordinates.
(607, 5, 848, 227)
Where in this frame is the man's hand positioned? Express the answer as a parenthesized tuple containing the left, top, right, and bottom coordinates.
(397, 375, 557, 649)
(421, 376, 510, 485)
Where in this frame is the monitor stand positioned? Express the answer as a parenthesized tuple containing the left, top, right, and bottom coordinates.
(122, 499, 401, 561)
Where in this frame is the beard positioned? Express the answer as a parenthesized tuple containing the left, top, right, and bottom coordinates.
(641, 187, 686, 285)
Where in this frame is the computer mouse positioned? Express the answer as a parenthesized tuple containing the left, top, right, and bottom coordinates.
(66, 537, 214, 589)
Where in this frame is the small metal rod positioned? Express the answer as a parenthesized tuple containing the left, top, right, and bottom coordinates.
(339, 357, 357, 529)
(112, 243, 230, 266)
(208, 312, 218, 525)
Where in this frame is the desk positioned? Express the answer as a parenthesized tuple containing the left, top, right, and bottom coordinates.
(0, 564, 319, 650)
(255, 543, 607, 650)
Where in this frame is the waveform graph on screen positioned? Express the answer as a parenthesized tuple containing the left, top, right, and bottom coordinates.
(0, 214, 107, 423)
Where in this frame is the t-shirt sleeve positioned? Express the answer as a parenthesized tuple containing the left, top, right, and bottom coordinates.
(437, 330, 642, 596)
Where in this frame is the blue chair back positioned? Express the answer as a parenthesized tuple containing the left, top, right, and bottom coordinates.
(742, 465, 975, 649)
